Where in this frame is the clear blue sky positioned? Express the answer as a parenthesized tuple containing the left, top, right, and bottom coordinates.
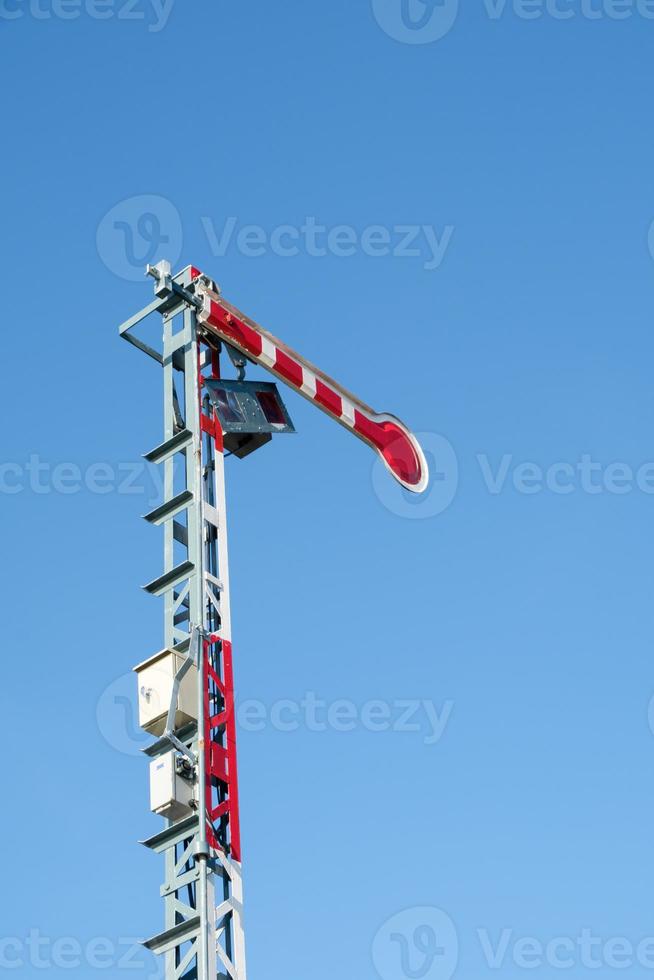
(3, 2, 654, 978)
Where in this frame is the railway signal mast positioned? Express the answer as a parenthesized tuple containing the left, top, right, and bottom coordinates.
(119, 261, 429, 980)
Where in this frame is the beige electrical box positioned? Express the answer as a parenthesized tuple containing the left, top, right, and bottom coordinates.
(149, 751, 196, 822)
(133, 648, 198, 736)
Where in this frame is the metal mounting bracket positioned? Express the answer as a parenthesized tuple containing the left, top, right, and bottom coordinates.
(161, 625, 204, 765)
(224, 343, 247, 381)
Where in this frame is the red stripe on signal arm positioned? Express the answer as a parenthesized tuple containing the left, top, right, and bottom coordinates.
(275, 349, 304, 387)
(315, 379, 342, 417)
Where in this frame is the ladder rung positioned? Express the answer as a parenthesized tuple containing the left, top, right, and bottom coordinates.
(144, 429, 193, 465)
(144, 561, 195, 596)
(140, 813, 199, 852)
(143, 489, 193, 525)
(143, 916, 200, 955)
(142, 720, 197, 759)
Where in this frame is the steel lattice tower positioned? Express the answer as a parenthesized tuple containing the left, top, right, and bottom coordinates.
(119, 261, 429, 980)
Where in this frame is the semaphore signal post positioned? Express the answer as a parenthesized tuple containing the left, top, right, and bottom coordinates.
(119, 261, 429, 980)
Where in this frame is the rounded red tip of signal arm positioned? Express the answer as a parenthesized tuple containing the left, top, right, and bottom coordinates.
(193, 280, 430, 494)
(357, 412, 429, 494)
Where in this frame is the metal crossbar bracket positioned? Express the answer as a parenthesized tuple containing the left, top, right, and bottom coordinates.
(144, 917, 201, 954)
(144, 561, 195, 597)
(145, 429, 193, 465)
(144, 490, 194, 526)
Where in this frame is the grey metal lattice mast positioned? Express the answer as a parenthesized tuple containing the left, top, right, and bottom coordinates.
(121, 263, 246, 980)
(119, 259, 429, 980)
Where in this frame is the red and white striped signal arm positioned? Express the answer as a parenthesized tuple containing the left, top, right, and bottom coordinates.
(195, 281, 429, 493)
